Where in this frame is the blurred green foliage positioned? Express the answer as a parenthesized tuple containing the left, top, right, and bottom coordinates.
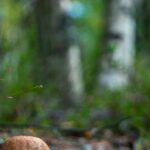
(0, 0, 150, 140)
(78, 0, 106, 93)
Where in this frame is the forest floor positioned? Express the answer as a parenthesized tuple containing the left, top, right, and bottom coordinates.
(0, 126, 145, 150)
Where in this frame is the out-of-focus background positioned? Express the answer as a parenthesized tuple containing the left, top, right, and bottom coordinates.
(0, 0, 150, 149)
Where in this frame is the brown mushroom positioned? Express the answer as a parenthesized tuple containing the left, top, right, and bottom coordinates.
(1, 136, 50, 150)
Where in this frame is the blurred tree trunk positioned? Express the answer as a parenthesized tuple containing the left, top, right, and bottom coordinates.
(60, 0, 84, 104)
(68, 44, 84, 103)
(98, 0, 136, 90)
(34, 0, 84, 107)
(136, 0, 150, 53)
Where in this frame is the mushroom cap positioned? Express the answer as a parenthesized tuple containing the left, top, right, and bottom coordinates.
(2, 136, 50, 150)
